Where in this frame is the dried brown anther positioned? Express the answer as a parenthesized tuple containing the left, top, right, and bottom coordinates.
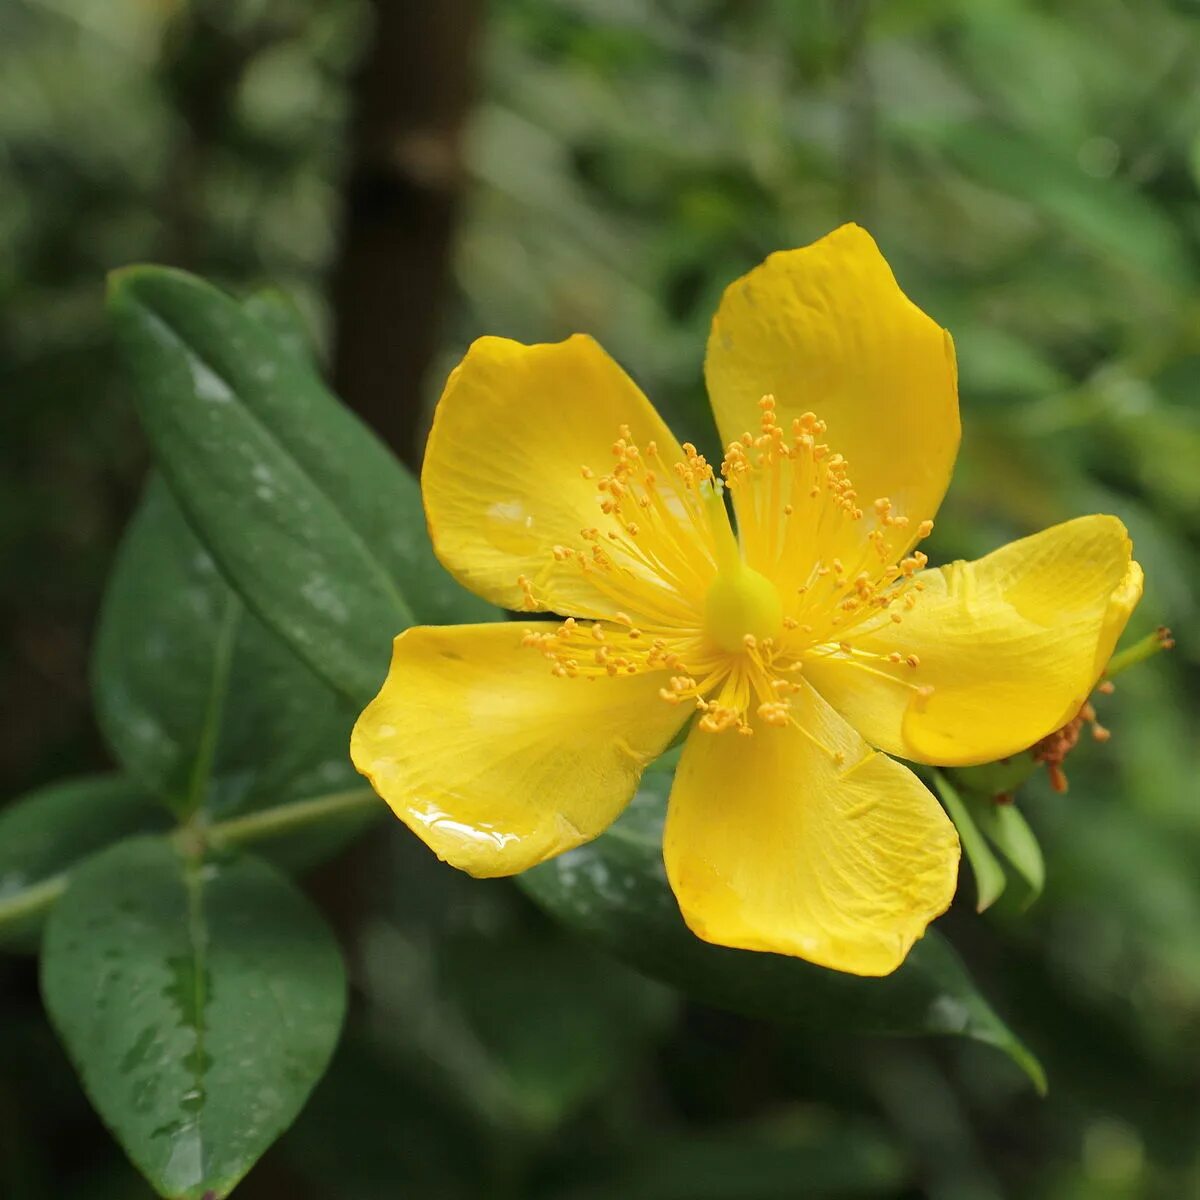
(1032, 688, 1113, 793)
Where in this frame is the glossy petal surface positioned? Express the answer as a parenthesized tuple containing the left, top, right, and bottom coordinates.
(705, 224, 959, 538)
(351, 622, 688, 876)
(423, 335, 689, 619)
(664, 682, 960, 976)
(805, 516, 1143, 766)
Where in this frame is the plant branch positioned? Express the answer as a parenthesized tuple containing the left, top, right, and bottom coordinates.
(1105, 626, 1174, 678)
(204, 787, 381, 850)
(0, 787, 381, 938)
(0, 874, 67, 932)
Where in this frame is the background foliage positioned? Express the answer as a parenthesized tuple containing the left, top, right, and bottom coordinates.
(2, 0, 1199, 1197)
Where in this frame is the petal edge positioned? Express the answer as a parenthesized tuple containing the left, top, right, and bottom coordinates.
(351, 622, 688, 876)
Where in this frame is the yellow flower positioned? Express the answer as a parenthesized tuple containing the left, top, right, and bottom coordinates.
(351, 225, 1142, 976)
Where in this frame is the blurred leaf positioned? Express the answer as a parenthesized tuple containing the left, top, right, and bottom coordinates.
(93, 475, 361, 823)
(646, 743, 683, 774)
(280, 1032, 489, 1200)
(563, 1113, 908, 1200)
(442, 929, 674, 1131)
(0, 775, 168, 952)
(933, 770, 1007, 913)
(107, 266, 494, 707)
(520, 774, 1045, 1091)
(938, 123, 1189, 287)
(41, 836, 346, 1200)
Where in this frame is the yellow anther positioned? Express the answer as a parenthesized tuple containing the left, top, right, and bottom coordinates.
(905, 654, 920, 668)
(757, 701, 791, 727)
(517, 575, 537, 610)
(544, 418, 946, 741)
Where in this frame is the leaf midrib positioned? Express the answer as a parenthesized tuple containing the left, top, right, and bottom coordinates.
(183, 591, 241, 817)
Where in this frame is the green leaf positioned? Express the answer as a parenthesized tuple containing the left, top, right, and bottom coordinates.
(932, 770, 1008, 914)
(93, 475, 360, 822)
(107, 266, 493, 707)
(0, 776, 169, 952)
(520, 775, 1045, 1093)
(967, 794, 1045, 906)
(240, 288, 318, 367)
(42, 836, 346, 1200)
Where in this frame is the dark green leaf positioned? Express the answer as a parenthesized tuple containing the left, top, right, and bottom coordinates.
(42, 837, 346, 1200)
(520, 775, 1045, 1093)
(92, 475, 360, 821)
(107, 266, 493, 707)
(0, 776, 169, 952)
(571, 1116, 907, 1200)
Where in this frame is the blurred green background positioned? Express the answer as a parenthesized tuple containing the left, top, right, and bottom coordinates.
(2, 1, 1199, 1197)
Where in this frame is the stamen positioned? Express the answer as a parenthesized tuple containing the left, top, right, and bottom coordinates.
(1032, 683, 1118, 791)
(524, 413, 943, 739)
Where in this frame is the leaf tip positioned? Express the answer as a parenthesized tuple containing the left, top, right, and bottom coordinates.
(1014, 1039, 1049, 1097)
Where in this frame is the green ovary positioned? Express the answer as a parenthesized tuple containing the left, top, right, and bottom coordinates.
(703, 562, 783, 653)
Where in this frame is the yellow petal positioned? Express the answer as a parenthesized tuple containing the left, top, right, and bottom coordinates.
(664, 682, 960, 975)
(351, 622, 688, 877)
(705, 224, 959, 533)
(423, 334, 690, 619)
(804, 515, 1144, 766)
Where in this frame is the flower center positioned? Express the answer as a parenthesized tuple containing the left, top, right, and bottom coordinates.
(519, 400, 937, 739)
(703, 562, 782, 653)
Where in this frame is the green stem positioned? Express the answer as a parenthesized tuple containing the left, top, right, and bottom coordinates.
(204, 786, 380, 850)
(0, 787, 381, 937)
(1105, 626, 1174, 678)
(0, 874, 67, 930)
